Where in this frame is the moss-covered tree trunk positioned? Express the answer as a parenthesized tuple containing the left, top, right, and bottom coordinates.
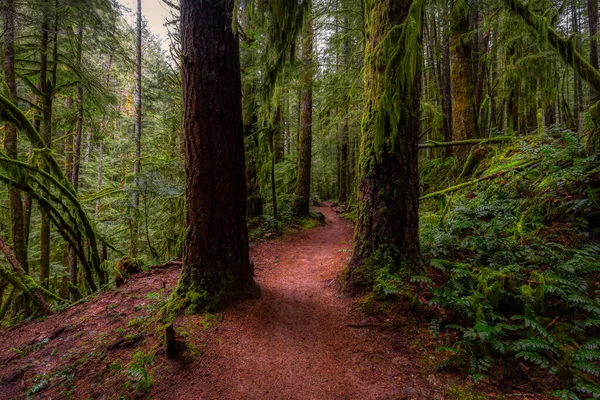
(441, 2, 453, 157)
(39, 0, 52, 288)
(3, 0, 29, 275)
(338, 16, 350, 204)
(172, 0, 258, 314)
(450, 0, 478, 157)
(344, 0, 424, 294)
(293, 19, 314, 217)
(589, 0, 600, 103)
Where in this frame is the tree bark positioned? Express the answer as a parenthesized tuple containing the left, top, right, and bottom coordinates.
(589, 0, 599, 103)
(344, 0, 424, 294)
(3, 0, 29, 274)
(338, 16, 350, 204)
(39, 0, 53, 289)
(441, 3, 453, 156)
(172, 0, 258, 313)
(68, 26, 84, 292)
(572, 0, 581, 129)
(131, 0, 142, 257)
(293, 18, 314, 217)
(450, 0, 478, 157)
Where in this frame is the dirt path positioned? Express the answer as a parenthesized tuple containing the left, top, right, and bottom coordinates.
(0, 205, 447, 399)
(157, 205, 443, 400)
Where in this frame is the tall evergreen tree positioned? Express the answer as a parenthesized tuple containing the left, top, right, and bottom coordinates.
(293, 16, 314, 217)
(171, 0, 258, 313)
(450, 0, 478, 153)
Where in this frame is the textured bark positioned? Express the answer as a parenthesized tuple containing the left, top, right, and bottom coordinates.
(39, 0, 52, 288)
(450, 0, 478, 156)
(131, 0, 142, 257)
(338, 16, 350, 204)
(474, 14, 489, 132)
(293, 20, 314, 217)
(589, 0, 599, 103)
(441, 4, 453, 156)
(345, 0, 423, 294)
(572, 0, 581, 129)
(69, 26, 84, 291)
(173, 0, 257, 313)
(3, 0, 29, 274)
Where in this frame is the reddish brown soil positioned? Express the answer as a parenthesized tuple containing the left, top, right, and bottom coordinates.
(0, 206, 541, 399)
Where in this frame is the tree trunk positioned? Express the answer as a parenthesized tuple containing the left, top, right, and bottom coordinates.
(96, 55, 112, 219)
(450, 0, 478, 157)
(172, 0, 258, 314)
(39, 0, 52, 289)
(572, 0, 581, 130)
(344, 0, 424, 294)
(69, 26, 84, 292)
(338, 16, 350, 204)
(245, 115, 263, 218)
(3, 0, 29, 274)
(589, 0, 599, 103)
(131, 0, 142, 257)
(441, 2, 453, 156)
(293, 19, 314, 217)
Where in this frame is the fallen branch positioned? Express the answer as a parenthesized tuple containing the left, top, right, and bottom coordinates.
(419, 135, 513, 149)
(420, 161, 538, 200)
(0, 236, 65, 314)
(149, 260, 182, 270)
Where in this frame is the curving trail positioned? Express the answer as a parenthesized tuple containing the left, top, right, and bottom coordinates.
(0, 205, 446, 400)
(158, 205, 443, 400)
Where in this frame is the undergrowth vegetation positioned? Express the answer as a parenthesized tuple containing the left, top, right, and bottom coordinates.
(417, 129, 600, 398)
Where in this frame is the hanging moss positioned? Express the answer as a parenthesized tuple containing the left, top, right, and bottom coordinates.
(371, 0, 424, 158)
(585, 100, 600, 156)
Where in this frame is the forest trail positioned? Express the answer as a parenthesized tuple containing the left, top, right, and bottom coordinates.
(0, 205, 448, 400)
(157, 204, 444, 400)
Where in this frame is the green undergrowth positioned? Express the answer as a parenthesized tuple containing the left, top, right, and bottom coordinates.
(418, 130, 600, 398)
(248, 211, 325, 242)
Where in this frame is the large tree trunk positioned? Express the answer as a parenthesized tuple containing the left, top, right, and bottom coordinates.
(131, 0, 142, 257)
(344, 0, 424, 294)
(3, 0, 29, 274)
(293, 19, 314, 217)
(172, 0, 258, 313)
(450, 0, 478, 157)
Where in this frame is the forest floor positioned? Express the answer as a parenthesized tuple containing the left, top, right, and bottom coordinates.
(0, 205, 547, 399)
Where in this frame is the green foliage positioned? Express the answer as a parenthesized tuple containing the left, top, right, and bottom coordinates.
(125, 351, 155, 393)
(421, 133, 600, 395)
